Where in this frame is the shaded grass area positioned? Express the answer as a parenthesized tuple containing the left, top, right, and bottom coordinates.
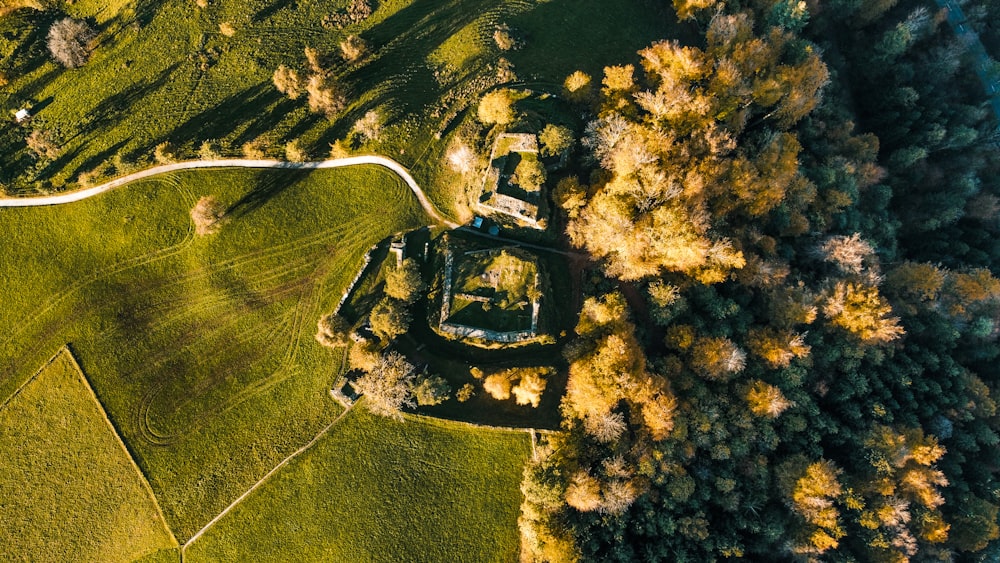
(506, 0, 695, 83)
(0, 348, 177, 562)
(0, 165, 428, 539)
(185, 405, 532, 563)
(449, 249, 538, 332)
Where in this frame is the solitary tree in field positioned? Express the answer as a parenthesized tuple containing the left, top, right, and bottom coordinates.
(285, 139, 308, 162)
(478, 89, 516, 125)
(48, 18, 96, 68)
(351, 351, 416, 420)
(191, 196, 225, 235)
(153, 141, 177, 164)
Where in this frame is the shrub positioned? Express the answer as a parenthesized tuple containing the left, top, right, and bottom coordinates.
(493, 24, 521, 51)
(456, 383, 475, 402)
(512, 369, 548, 407)
(412, 374, 451, 406)
(241, 138, 269, 159)
(153, 141, 176, 164)
(306, 74, 346, 118)
(446, 140, 476, 174)
(316, 313, 350, 348)
(329, 139, 351, 158)
(285, 140, 308, 162)
(191, 196, 225, 235)
(198, 140, 221, 160)
(340, 35, 368, 62)
(353, 110, 382, 142)
(272, 65, 304, 100)
(323, 0, 373, 29)
(483, 372, 513, 400)
(47, 18, 96, 69)
(562, 70, 593, 103)
(25, 129, 59, 160)
(304, 46, 324, 74)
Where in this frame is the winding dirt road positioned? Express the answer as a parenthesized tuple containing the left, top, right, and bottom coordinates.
(0, 156, 460, 228)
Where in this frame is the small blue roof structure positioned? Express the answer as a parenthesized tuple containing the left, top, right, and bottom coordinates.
(472, 216, 484, 229)
(488, 225, 500, 236)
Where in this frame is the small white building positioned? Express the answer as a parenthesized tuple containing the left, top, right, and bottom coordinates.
(14, 109, 30, 123)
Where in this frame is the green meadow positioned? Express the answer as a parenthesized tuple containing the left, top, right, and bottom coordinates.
(0, 0, 687, 213)
(0, 165, 428, 539)
(0, 348, 177, 562)
(185, 405, 532, 563)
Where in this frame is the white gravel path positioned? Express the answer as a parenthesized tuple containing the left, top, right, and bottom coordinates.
(0, 156, 460, 228)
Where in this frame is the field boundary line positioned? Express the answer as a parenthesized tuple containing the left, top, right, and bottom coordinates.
(0, 347, 64, 412)
(405, 411, 559, 436)
(60, 346, 181, 550)
(181, 402, 356, 555)
(0, 156, 460, 228)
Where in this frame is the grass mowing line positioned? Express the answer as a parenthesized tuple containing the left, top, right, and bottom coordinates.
(181, 402, 356, 555)
(59, 346, 181, 550)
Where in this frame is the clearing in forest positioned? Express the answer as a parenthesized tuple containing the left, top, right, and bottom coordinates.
(0, 348, 177, 562)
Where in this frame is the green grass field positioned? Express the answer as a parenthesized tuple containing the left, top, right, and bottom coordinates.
(0, 348, 177, 562)
(0, 164, 428, 539)
(0, 0, 688, 213)
(185, 405, 532, 563)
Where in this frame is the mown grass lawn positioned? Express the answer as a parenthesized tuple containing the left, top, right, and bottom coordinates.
(0, 348, 177, 562)
(185, 405, 532, 563)
(0, 164, 428, 539)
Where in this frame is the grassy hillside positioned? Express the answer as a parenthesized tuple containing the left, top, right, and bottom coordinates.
(0, 164, 428, 539)
(0, 0, 688, 211)
(185, 405, 532, 563)
(0, 348, 177, 562)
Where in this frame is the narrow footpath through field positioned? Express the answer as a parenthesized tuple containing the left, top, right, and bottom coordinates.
(0, 156, 460, 228)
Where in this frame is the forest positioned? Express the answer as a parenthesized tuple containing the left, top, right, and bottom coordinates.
(519, 0, 1000, 561)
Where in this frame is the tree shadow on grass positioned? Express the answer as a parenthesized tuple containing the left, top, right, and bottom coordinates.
(224, 167, 314, 219)
(167, 82, 293, 149)
(252, 0, 296, 24)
